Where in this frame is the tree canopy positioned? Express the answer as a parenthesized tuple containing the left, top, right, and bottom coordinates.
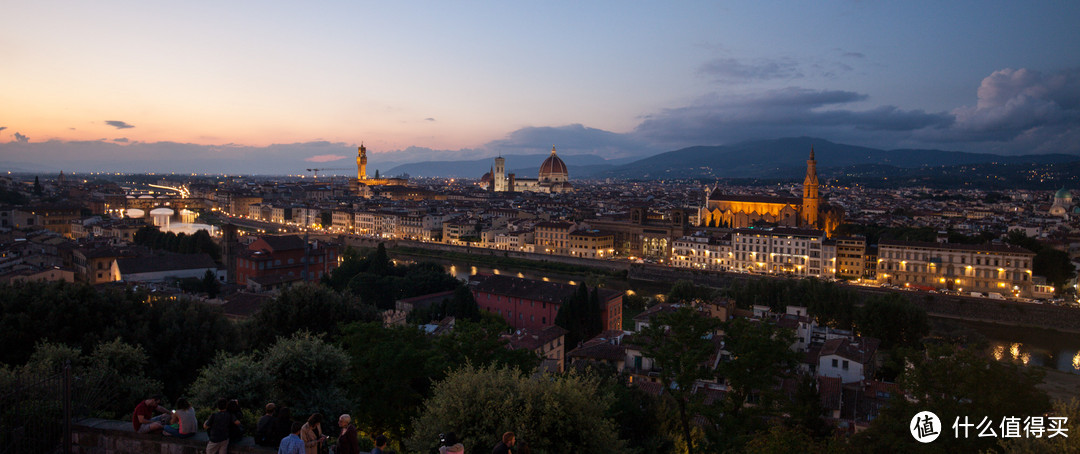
(405, 365, 624, 454)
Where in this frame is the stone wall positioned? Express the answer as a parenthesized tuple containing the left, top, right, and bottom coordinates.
(71, 419, 274, 454)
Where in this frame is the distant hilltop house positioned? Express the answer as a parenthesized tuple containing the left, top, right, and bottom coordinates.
(480, 146, 574, 193)
(699, 148, 843, 237)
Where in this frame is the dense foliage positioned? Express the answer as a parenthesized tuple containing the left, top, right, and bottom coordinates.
(1006, 230, 1077, 291)
(405, 365, 624, 454)
(554, 283, 604, 348)
(325, 244, 462, 310)
(0, 281, 239, 397)
(851, 344, 1052, 453)
(133, 226, 222, 261)
(337, 318, 539, 447)
(244, 283, 379, 348)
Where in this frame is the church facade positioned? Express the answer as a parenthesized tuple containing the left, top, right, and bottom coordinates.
(699, 148, 843, 236)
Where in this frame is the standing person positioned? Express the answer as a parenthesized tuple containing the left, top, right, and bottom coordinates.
(492, 431, 515, 454)
(278, 422, 306, 454)
(163, 398, 197, 438)
(300, 413, 328, 454)
(270, 407, 294, 448)
(336, 414, 359, 454)
(227, 399, 245, 444)
(132, 394, 169, 433)
(203, 398, 240, 454)
(445, 443, 465, 453)
(256, 403, 277, 447)
(371, 434, 389, 454)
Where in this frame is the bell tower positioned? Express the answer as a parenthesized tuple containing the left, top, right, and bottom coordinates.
(801, 147, 820, 227)
(357, 143, 368, 180)
(494, 156, 506, 192)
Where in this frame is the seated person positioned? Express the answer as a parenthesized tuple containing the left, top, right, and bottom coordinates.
(132, 394, 170, 433)
(162, 398, 198, 438)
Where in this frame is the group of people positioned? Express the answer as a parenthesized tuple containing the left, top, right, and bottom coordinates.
(435, 431, 526, 454)
(132, 394, 392, 454)
(131, 395, 198, 438)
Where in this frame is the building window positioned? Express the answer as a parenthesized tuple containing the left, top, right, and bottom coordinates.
(842, 360, 849, 370)
(831, 359, 838, 368)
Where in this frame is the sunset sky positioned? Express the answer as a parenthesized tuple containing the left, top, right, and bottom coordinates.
(2, 1, 1079, 173)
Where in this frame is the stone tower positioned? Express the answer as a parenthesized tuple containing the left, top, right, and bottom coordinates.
(357, 143, 368, 180)
(801, 147, 820, 228)
(494, 156, 507, 192)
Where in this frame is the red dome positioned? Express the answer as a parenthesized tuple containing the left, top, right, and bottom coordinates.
(480, 171, 492, 183)
(539, 146, 568, 178)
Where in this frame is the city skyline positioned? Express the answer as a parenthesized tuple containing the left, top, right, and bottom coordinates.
(3, 1, 1080, 173)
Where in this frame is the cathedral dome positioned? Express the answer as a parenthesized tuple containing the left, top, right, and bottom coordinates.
(539, 146, 568, 182)
(480, 171, 492, 184)
(1055, 187, 1072, 201)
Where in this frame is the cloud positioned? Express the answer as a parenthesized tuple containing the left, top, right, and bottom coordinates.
(947, 68, 1080, 145)
(698, 57, 803, 82)
(425, 117, 436, 122)
(632, 87, 951, 147)
(483, 124, 659, 158)
(304, 154, 348, 163)
(13, 132, 29, 143)
(105, 120, 134, 129)
(0, 126, 6, 133)
(842, 52, 865, 59)
(113, 138, 129, 143)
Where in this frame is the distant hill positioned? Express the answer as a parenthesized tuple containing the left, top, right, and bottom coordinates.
(600, 137, 1080, 179)
(380, 137, 1080, 180)
(383, 153, 616, 178)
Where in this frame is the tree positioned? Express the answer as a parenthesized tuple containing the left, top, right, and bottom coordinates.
(338, 322, 436, 445)
(33, 176, 42, 195)
(666, 279, 715, 304)
(640, 307, 723, 454)
(187, 352, 272, 409)
(995, 398, 1080, 453)
(431, 317, 539, 374)
(0, 281, 238, 398)
(712, 317, 799, 451)
(261, 332, 352, 417)
(555, 283, 603, 348)
(1006, 231, 1075, 291)
(405, 365, 624, 454)
(245, 283, 378, 348)
(19, 339, 161, 419)
(744, 425, 835, 454)
(201, 269, 221, 298)
(855, 293, 928, 350)
(852, 344, 1051, 453)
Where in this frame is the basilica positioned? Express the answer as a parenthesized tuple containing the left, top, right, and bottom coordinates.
(699, 148, 843, 236)
(480, 146, 574, 193)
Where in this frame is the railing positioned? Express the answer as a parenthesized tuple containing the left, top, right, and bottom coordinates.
(0, 363, 71, 454)
(0, 362, 121, 454)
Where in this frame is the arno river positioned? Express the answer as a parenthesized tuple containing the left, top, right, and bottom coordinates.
(395, 255, 1080, 375)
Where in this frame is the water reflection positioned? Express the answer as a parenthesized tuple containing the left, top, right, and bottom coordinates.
(987, 340, 1078, 373)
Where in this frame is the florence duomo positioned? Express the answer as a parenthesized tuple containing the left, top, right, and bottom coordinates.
(480, 146, 574, 194)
